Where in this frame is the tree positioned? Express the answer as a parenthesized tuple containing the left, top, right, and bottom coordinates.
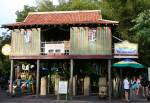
(36, 0, 55, 11)
(0, 32, 11, 78)
(16, 5, 37, 22)
(130, 9, 150, 66)
(99, 0, 150, 40)
(131, 9, 150, 40)
(55, 0, 100, 11)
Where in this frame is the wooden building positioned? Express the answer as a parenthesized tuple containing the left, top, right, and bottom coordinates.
(2, 10, 118, 99)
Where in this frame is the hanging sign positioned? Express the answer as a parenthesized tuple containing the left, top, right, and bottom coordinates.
(114, 40, 138, 58)
(2, 44, 11, 56)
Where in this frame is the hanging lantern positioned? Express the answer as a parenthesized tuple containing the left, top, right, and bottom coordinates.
(2, 44, 11, 56)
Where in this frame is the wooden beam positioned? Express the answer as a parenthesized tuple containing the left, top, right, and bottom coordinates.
(69, 59, 73, 99)
(36, 59, 40, 97)
(108, 59, 112, 103)
(10, 59, 14, 95)
(10, 55, 113, 60)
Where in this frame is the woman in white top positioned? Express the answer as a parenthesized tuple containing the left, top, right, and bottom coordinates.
(123, 77, 130, 102)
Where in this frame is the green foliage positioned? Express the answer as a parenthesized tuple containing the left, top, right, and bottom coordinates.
(15, 5, 37, 22)
(0, 59, 10, 75)
(100, 0, 150, 40)
(131, 9, 150, 40)
(37, 0, 55, 11)
(130, 9, 150, 66)
(53, 0, 100, 11)
(0, 33, 11, 62)
(0, 32, 11, 76)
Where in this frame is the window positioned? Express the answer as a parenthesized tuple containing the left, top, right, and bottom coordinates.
(55, 49, 61, 53)
(65, 50, 69, 55)
(88, 28, 97, 42)
(48, 49, 54, 53)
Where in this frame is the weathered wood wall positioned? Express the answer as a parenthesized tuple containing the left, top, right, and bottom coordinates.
(11, 28, 41, 56)
(70, 27, 112, 55)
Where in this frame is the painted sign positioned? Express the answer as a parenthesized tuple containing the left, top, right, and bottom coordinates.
(58, 81, 68, 94)
(2, 44, 11, 56)
(114, 40, 138, 55)
(45, 43, 64, 54)
(114, 40, 138, 58)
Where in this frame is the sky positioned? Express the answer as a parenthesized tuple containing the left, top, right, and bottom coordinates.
(0, 0, 59, 35)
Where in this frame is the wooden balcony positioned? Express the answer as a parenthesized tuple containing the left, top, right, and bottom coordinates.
(10, 41, 112, 60)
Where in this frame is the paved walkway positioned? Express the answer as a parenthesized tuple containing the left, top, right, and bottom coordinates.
(0, 88, 149, 103)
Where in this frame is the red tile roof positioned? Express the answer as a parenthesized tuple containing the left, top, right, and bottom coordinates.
(2, 10, 118, 28)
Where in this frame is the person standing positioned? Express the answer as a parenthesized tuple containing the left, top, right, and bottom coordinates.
(141, 74, 149, 97)
(123, 77, 130, 102)
(130, 76, 139, 101)
(136, 75, 142, 95)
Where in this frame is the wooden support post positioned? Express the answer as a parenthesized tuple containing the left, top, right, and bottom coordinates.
(10, 59, 14, 95)
(69, 59, 73, 99)
(108, 59, 112, 103)
(36, 59, 40, 97)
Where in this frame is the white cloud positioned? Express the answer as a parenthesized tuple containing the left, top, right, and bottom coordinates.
(0, 0, 36, 24)
(0, 0, 60, 35)
(52, 0, 59, 5)
(0, 0, 36, 35)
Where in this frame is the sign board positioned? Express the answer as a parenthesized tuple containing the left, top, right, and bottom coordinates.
(58, 81, 68, 94)
(45, 43, 65, 54)
(114, 40, 138, 58)
(2, 44, 11, 56)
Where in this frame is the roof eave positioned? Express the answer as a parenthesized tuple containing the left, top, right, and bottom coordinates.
(2, 21, 119, 29)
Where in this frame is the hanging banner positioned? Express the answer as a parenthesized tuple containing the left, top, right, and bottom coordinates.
(114, 40, 138, 58)
(21, 29, 31, 43)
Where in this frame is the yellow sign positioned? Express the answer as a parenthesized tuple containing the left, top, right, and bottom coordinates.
(2, 44, 11, 56)
(114, 40, 138, 58)
(114, 40, 138, 55)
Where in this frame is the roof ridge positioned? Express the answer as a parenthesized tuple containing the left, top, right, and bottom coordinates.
(99, 19, 119, 23)
(28, 10, 101, 15)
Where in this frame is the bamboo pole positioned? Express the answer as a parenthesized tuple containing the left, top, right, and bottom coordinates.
(108, 59, 112, 103)
(10, 59, 14, 95)
(36, 59, 40, 97)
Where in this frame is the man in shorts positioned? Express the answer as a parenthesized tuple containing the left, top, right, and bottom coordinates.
(123, 77, 130, 102)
